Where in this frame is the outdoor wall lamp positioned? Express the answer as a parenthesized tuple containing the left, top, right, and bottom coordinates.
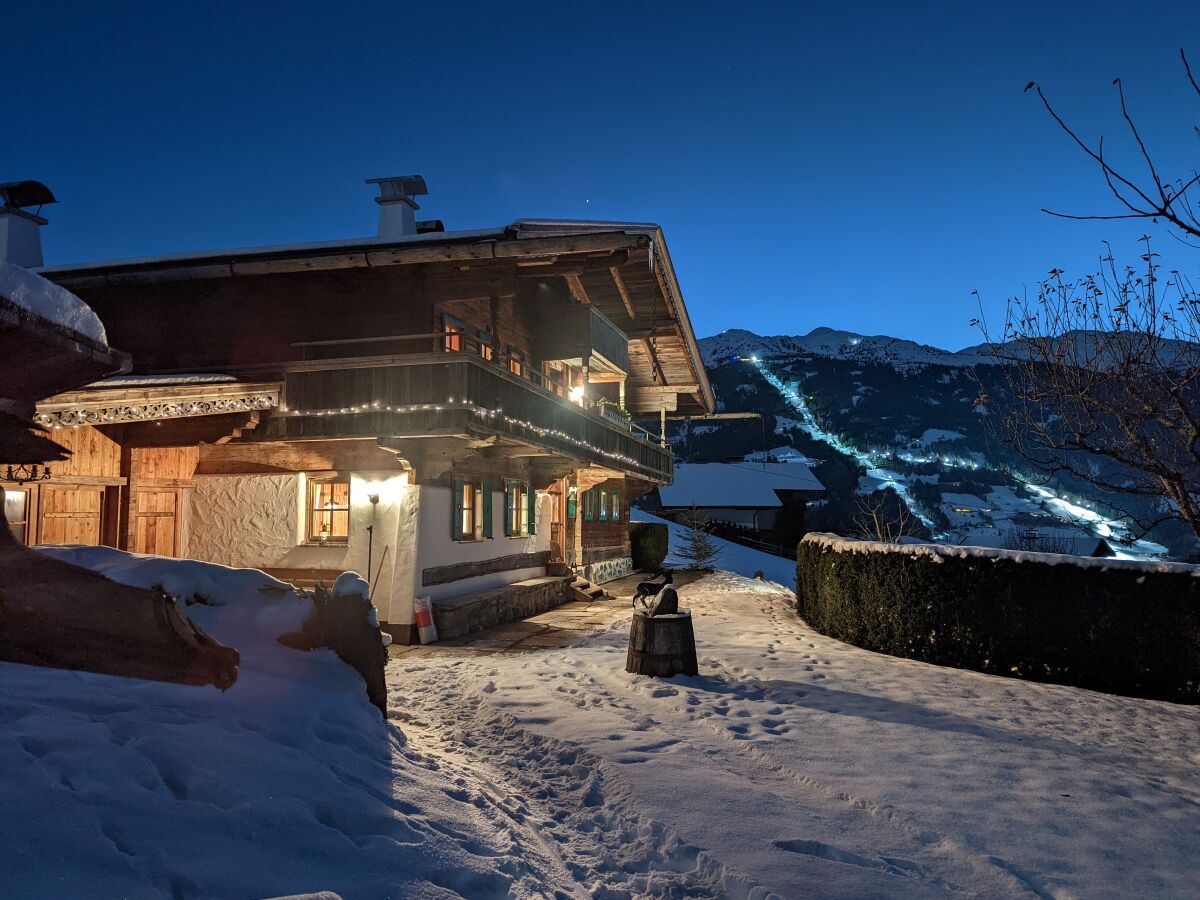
(368, 493, 380, 505)
(5, 464, 51, 484)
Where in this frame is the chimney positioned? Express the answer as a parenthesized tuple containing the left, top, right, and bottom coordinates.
(366, 175, 429, 237)
(0, 180, 56, 268)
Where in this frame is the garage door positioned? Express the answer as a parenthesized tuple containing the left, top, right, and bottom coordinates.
(39, 487, 103, 545)
(133, 489, 179, 557)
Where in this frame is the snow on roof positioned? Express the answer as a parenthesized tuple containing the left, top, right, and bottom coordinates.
(0, 261, 107, 345)
(658, 462, 825, 509)
(803, 532, 1193, 574)
(35, 227, 510, 275)
(90, 373, 240, 387)
(34, 219, 662, 276)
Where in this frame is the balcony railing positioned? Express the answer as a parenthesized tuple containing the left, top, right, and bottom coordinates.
(271, 340, 672, 481)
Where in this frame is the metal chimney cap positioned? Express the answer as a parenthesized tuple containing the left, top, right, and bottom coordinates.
(366, 175, 428, 207)
(0, 180, 57, 211)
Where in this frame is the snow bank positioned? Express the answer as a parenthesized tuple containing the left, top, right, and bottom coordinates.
(37, 545, 313, 650)
(0, 261, 107, 345)
(5, 547, 541, 897)
(802, 531, 1200, 575)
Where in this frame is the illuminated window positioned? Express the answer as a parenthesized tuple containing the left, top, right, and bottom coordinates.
(442, 314, 466, 352)
(477, 331, 495, 362)
(599, 489, 608, 521)
(453, 476, 492, 541)
(583, 488, 595, 521)
(611, 492, 621, 521)
(4, 488, 30, 545)
(508, 347, 525, 377)
(504, 479, 535, 537)
(307, 481, 350, 543)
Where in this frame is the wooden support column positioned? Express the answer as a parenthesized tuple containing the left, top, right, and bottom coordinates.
(660, 408, 667, 448)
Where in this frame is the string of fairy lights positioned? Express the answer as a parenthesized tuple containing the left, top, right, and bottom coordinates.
(277, 398, 667, 476)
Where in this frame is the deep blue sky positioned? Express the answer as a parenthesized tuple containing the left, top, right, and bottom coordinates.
(6, 1, 1200, 349)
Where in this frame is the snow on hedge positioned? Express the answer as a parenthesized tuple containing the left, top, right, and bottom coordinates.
(802, 531, 1200, 575)
(0, 261, 107, 345)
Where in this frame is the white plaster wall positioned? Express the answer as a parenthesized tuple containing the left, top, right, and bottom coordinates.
(189, 474, 302, 568)
(187, 472, 417, 625)
(414, 486, 552, 601)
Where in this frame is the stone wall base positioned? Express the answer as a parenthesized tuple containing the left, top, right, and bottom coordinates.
(431, 575, 572, 641)
(576, 555, 634, 584)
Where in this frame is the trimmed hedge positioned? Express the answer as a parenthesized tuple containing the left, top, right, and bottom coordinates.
(630, 522, 669, 571)
(796, 534, 1200, 703)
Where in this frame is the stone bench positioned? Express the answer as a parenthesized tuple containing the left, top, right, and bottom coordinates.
(431, 575, 573, 641)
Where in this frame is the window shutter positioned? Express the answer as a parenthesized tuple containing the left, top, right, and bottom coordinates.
(527, 485, 536, 535)
(452, 477, 465, 541)
(504, 481, 514, 537)
(482, 482, 493, 539)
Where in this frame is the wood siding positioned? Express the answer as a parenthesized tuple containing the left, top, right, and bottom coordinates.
(47, 426, 122, 479)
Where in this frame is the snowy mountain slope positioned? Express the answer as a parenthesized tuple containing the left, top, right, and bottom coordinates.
(705, 327, 1200, 374)
(700, 327, 996, 371)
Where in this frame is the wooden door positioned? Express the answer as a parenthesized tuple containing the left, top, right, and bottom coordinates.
(133, 489, 179, 557)
(39, 487, 103, 545)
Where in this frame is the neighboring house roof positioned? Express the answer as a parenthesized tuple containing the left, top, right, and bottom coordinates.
(658, 462, 826, 509)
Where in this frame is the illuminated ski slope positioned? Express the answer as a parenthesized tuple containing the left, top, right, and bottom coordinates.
(752, 360, 1165, 560)
(754, 361, 943, 535)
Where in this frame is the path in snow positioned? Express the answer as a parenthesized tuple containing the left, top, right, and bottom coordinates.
(391, 572, 1200, 899)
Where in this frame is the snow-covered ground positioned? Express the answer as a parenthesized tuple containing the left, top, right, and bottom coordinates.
(632, 507, 797, 588)
(395, 571, 1200, 899)
(5, 550, 1197, 898)
(2, 549, 600, 897)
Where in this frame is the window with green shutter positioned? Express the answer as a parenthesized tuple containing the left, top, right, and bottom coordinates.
(599, 489, 608, 521)
(452, 476, 490, 541)
(503, 479, 534, 537)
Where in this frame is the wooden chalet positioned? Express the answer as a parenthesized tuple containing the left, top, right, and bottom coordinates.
(20, 180, 714, 641)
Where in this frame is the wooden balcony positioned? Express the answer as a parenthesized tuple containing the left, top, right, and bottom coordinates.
(537, 304, 629, 373)
(264, 350, 673, 482)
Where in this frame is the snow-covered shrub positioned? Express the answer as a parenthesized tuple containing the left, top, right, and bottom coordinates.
(629, 522, 669, 571)
(795, 534, 1200, 702)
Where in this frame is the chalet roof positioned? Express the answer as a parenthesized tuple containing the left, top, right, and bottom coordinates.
(658, 462, 826, 509)
(38, 219, 714, 417)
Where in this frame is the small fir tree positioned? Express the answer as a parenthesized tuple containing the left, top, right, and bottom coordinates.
(673, 506, 722, 570)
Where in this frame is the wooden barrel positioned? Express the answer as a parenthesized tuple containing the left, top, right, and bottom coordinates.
(625, 609, 698, 677)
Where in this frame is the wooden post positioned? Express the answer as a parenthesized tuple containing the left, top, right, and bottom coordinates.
(659, 407, 667, 448)
(626, 610, 698, 677)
